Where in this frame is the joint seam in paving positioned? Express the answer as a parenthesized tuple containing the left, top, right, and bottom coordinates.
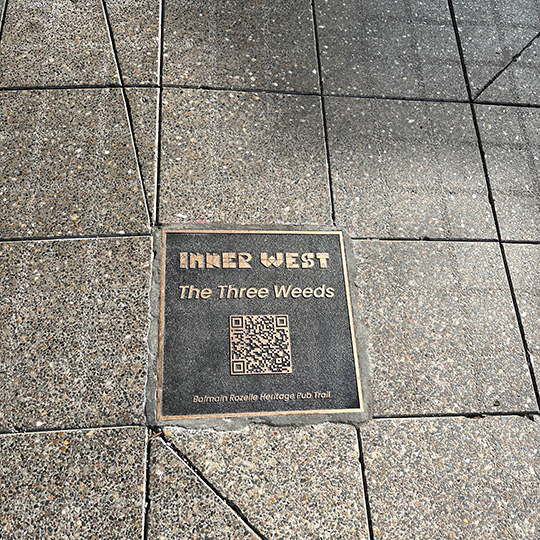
(0, 232, 152, 244)
(311, 0, 337, 226)
(155, 431, 268, 540)
(448, 0, 540, 412)
(475, 30, 540, 101)
(373, 411, 539, 421)
(0, 423, 143, 437)
(356, 429, 375, 540)
(0, 0, 8, 46)
(154, 0, 165, 225)
(100, 0, 152, 229)
(142, 428, 152, 540)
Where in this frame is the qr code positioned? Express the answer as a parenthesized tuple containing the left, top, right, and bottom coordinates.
(229, 315, 292, 375)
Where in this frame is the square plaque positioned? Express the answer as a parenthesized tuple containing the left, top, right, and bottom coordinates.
(147, 226, 370, 427)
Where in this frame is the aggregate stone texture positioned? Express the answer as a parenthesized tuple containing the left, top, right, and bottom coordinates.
(165, 424, 369, 540)
(125, 87, 158, 221)
(105, 0, 160, 85)
(147, 439, 257, 539)
(159, 88, 331, 226)
(0, 427, 146, 539)
(361, 416, 540, 539)
(475, 104, 540, 241)
(0, 0, 118, 87)
(314, 0, 466, 99)
(481, 39, 540, 104)
(505, 244, 540, 377)
(326, 98, 496, 239)
(453, 0, 540, 99)
(162, 0, 319, 93)
(0, 88, 150, 239)
(353, 240, 537, 415)
(0, 237, 151, 431)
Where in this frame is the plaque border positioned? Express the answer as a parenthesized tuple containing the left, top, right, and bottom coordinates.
(154, 227, 368, 422)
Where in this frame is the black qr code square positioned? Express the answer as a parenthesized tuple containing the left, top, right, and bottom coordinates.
(229, 315, 292, 375)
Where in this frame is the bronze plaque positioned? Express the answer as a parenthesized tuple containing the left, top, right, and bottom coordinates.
(150, 227, 369, 425)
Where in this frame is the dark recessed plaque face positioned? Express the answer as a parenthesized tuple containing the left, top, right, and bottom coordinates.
(156, 228, 367, 422)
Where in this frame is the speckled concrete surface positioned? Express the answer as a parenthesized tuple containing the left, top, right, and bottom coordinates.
(327, 98, 496, 239)
(106, 0, 160, 86)
(315, 0, 466, 99)
(361, 416, 540, 539)
(0, 237, 151, 430)
(0, 427, 146, 539)
(1, 1, 539, 538)
(0, 0, 118, 87)
(159, 88, 331, 226)
(147, 438, 257, 539)
(453, 0, 540, 100)
(163, 0, 318, 93)
(165, 424, 369, 540)
(354, 240, 537, 415)
(125, 87, 158, 221)
(505, 244, 540, 376)
(0, 88, 150, 238)
(476, 104, 540, 241)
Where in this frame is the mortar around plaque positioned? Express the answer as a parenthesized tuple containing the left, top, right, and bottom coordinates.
(147, 226, 370, 428)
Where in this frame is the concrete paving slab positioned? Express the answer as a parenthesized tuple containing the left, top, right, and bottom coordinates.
(0, 88, 150, 238)
(125, 87, 158, 222)
(105, 0, 160, 85)
(159, 89, 331, 226)
(0, 0, 118, 87)
(476, 104, 540, 241)
(147, 438, 257, 539)
(453, 0, 540, 98)
(505, 244, 540, 378)
(165, 424, 369, 540)
(0, 427, 146, 539)
(481, 38, 540, 104)
(353, 240, 537, 415)
(0, 237, 151, 431)
(162, 0, 318, 93)
(315, 0, 466, 99)
(361, 416, 540, 539)
(326, 98, 496, 239)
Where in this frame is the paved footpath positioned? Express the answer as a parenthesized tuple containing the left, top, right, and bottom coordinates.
(1, 0, 539, 538)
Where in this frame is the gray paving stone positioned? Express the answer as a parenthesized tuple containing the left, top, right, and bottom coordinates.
(361, 416, 540, 539)
(159, 88, 331, 226)
(353, 240, 536, 415)
(476, 104, 540, 241)
(147, 439, 257, 539)
(480, 38, 540, 104)
(125, 87, 158, 222)
(165, 424, 369, 540)
(315, 0, 466, 99)
(0, 88, 150, 238)
(0, 0, 118, 87)
(162, 0, 318, 93)
(0, 237, 151, 431)
(0, 427, 146, 539)
(454, 0, 540, 99)
(505, 244, 540, 377)
(326, 98, 496, 239)
(105, 0, 160, 85)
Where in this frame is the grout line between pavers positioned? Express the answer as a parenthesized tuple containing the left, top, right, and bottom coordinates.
(100, 0, 152, 229)
(0, 232, 151, 244)
(372, 410, 539, 421)
(311, 0, 336, 226)
(142, 428, 152, 540)
(448, 0, 540, 412)
(154, 0, 165, 225)
(0, 423, 144, 437)
(355, 429, 375, 540)
(0, 0, 8, 45)
(156, 431, 268, 540)
(475, 30, 540, 101)
(351, 236, 499, 243)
